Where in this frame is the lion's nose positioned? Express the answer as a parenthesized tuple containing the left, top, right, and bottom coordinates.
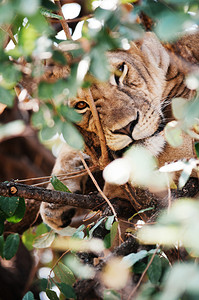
(113, 112, 139, 138)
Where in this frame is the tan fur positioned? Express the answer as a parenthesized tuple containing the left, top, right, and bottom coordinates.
(40, 32, 199, 232)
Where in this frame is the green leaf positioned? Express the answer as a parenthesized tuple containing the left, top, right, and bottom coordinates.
(0, 63, 21, 88)
(54, 262, 76, 286)
(52, 50, 67, 64)
(40, 125, 57, 141)
(88, 217, 106, 238)
(123, 250, 148, 268)
(40, 8, 62, 19)
(41, 0, 58, 10)
(110, 221, 118, 245)
(3, 233, 20, 260)
(60, 105, 82, 123)
(172, 97, 188, 120)
(6, 197, 26, 223)
(72, 224, 85, 239)
(147, 255, 162, 284)
(22, 223, 49, 251)
(90, 46, 110, 81)
(18, 25, 38, 56)
(61, 121, 84, 150)
(105, 215, 115, 230)
(15, 0, 40, 16)
(57, 283, 76, 299)
(0, 86, 14, 107)
(0, 235, 4, 258)
(0, 3, 14, 25)
(0, 220, 4, 236)
(46, 289, 59, 300)
(133, 261, 147, 274)
(165, 122, 183, 147)
(128, 207, 154, 221)
(22, 291, 35, 300)
(103, 289, 121, 300)
(195, 142, 199, 158)
(51, 175, 71, 193)
(104, 232, 111, 249)
(33, 230, 55, 248)
(0, 196, 19, 217)
(38, 81, 53, 100)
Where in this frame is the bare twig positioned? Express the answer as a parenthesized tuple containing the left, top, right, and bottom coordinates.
(55, 0, 72, 39)
(79, 152, 122, 245)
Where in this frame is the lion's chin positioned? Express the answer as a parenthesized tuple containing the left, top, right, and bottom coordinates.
(107, 133, 166, 158)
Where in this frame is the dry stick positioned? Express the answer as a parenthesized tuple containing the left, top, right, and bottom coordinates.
(127, 246, 160, 300)
(16, 166, 97, 183)
(51, 14, 94, 23)
(85, 89, 109, 168)
(79, 152, 122, 245)
(55, 0, 72, 39)
(0, 181, 104, 209)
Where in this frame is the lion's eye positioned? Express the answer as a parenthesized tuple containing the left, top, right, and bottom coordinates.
(74, 101, 89, 112)
(110, 63, 128, 86)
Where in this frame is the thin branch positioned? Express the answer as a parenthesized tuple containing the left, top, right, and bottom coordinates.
(79, 152, 122, 245)
(55, 0, 72, 39)
(85, 89, 110, 168)
(50, 14, 93, 23)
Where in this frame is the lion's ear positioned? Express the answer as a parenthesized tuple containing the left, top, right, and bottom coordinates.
(141, 32, 170, 73)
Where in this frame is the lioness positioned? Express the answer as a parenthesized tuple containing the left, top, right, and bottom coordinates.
(40, 32, 199, 232)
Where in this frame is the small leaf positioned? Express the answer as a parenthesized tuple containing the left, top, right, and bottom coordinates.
(104, 233, 111, 249)
(195, 142, 199, 158)
(0, 196, 19, 217)
(147, 255, 162, 284)
(54, 262, 76, 286)
(165, 121, 183, 147)
(46, 289, 59, 300)
(33, 231, 55, 248)
(38, 81, 53, 100)
(88, 217, 106, 238)
(22, 291, 35, 300)
(40, 8, 62, 19)
(105, 216, 115, 230)
(3, 233, 20, 260)
(51, 175, 71, 193)
(178, 166, 193, 189)
(128, 207, 154, 221)
(6, 197, 26, 223)
(57, 283, 76, 299)
(0, 235, 4, 258)
(0, 86, 14, 107)
(123, 250, 148, 268)
(61, 121, 84, 150)
(40, 125, 57, 141)
(110, 221, 118, 245)
(172, 97, 188, 120)
(60, 105, 82, 123)
(103, 289, 121, 300)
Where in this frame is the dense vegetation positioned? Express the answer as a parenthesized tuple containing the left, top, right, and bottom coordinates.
(0, 0, 199, 299)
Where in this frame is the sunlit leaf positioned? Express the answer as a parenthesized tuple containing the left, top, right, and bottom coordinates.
(33, 230, 55, 248)
(65, 254, 95, 279)
(51, 175, 71, 192)
(3, 233, 20, 260)
(164, 121, 183, 147)
(0, 120, 25, 140)
(105, 215, 115, 230)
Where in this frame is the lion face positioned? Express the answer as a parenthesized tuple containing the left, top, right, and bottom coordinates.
(69, 33, 172, 156)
